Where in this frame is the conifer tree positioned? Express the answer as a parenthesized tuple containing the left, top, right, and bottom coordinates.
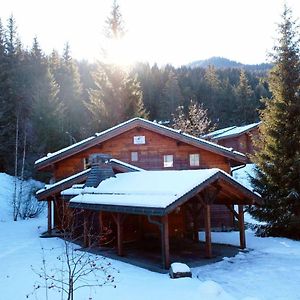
(87, 0, 147, 131)
(50, 43, 83, 143)
(250, 6, 300, 239)
(30, 38, 64, 156)
(234, 69, 257, 124)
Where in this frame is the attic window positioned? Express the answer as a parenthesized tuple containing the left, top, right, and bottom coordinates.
(131, 151, 138, 162)
(189, 154, 200, 167)
(83, 157, 91, 170)
(163, 155, 173, 168)
(133, 136, 146, 145)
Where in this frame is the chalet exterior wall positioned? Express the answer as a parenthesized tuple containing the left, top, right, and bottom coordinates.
(53, 128, 231, 181)
(216, 127, 259, 155)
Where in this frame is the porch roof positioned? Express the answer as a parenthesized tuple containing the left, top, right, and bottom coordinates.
(67, 168, 261, 216)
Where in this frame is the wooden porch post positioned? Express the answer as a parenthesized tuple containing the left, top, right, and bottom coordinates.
(98, 211, 103, 246)
(47, 200, 52, 234)
(204, 204, 212, 258)
(83, 210, 90, 248)
(116, 213, 124, 256)
(238, 205, 246, 249)
(161, 215, 170, 269)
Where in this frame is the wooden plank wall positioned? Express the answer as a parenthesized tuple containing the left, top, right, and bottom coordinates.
(54, 128, 231, 180)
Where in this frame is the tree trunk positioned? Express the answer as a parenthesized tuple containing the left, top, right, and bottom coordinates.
(13, 114, 19, 221)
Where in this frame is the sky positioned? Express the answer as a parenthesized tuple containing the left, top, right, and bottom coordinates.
(1, 0, 300, 66)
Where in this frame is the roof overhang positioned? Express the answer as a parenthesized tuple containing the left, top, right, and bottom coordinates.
(67, 171, 261, 216)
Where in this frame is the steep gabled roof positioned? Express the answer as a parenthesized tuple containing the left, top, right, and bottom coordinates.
(203, 122, 261, 141)
(35, 118, 248, 170)
(66, 168, 261, 216)
(36, 159, 143, 200)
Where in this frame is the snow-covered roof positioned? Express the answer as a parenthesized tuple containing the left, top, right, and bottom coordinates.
(36, 169, 91, 199)
(66, 168, 261, 214)
(36, 159, 143, 200)
(203, 122, 261, 140)
(110, 158, 144, 172)
(35, 118, 247, 170)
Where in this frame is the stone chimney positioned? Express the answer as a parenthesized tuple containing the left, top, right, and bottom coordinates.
(84, 154, 115, 187)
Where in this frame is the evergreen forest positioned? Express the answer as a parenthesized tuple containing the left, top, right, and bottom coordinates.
(0, 15, 271, 178)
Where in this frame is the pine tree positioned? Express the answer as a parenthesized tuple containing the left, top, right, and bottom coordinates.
(250, 6, 300, 239)
(87, 0, 147, 131)
(30, 38, 65, 156)
(172, 100, 215, 136)
(234, 69, 258, 124)
(160, 70, 183, 121)
(50, 43, 83, 143)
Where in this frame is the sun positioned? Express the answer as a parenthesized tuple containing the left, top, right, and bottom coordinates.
(103, 37, 138, 67)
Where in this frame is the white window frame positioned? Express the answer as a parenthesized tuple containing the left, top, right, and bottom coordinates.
(163, 154, 174, 168)
(189, 153, 200, 167)
(83, 157, 90, 169)
(131, 151, 138, 162)
(133, 136, 146, 145)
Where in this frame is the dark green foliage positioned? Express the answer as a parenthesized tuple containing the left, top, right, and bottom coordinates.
(250, 6, 300, 239)
(0, 11, 270, 177)
(234, 70, 259, 124)
(87, 63, 147, 131)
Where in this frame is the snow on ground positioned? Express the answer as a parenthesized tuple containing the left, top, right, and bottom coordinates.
(0, 173, 44, 222)
(1, 218, 300, 300)
(1, 171, 300, 300)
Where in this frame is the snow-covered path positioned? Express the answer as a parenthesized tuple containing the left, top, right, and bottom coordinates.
(1, 218, 300, 300)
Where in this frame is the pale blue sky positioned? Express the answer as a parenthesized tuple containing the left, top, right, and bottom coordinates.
(1, 0, 300, 66)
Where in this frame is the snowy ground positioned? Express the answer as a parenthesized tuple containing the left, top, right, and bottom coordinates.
(1, 171, 300, 300)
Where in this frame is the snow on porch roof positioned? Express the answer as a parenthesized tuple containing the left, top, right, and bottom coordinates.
(67, 168, 261, 215)
(35, 118, 247, 170)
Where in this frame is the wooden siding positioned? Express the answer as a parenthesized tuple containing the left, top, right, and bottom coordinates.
(217, 127, 259, 155)
(54, 127, 231, 180)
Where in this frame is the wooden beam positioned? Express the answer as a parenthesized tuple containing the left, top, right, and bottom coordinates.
(116, 213, 124, 256)
(98, 211, 103, 246)
(204, 204, 212, 258)
(47, 200, 52, 234)
(161, 215, 170, 269)
(83, 210, 90, 248)
(225, 204, 239, 220)
(238, 205, 246, 249)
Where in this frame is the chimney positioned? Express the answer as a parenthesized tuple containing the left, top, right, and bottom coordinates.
(84, 154, 115, 187)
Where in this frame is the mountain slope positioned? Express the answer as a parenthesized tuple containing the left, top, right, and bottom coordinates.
(188, 56, 272, 73)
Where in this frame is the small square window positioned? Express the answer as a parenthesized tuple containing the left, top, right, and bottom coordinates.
(83, 157, 91, 169)
(163, 155, 173, 168)
(131, 151, 138, 162)
(189, 154, 200, 167)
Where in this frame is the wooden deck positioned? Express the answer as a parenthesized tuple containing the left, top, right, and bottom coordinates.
(85, 237, 241, 273)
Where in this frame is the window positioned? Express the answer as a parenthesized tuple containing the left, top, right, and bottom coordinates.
(189, 154, 200, 167)
(131, 151, 138, 162)
(133, 135, 146, 144)
(83, 157, 91, 169)
(163, 155, 173, 168)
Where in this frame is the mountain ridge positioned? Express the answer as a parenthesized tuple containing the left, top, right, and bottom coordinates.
(188, 56, 272, 72)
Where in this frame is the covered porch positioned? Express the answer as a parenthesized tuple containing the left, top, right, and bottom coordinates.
(66, 169, 261, 270)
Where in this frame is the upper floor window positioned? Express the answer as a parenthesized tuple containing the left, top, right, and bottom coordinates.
(83, 157, 91, 170)
(163, 155, 173, 168)
(189, 153, 200, 167)
(131, 151, 138, 162)
(133, 136, 146, 145)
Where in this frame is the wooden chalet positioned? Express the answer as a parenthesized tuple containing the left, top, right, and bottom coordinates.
(60, 154, 261, 269)
(35, 118, 260, 269)
(202, 122, 261, 155)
